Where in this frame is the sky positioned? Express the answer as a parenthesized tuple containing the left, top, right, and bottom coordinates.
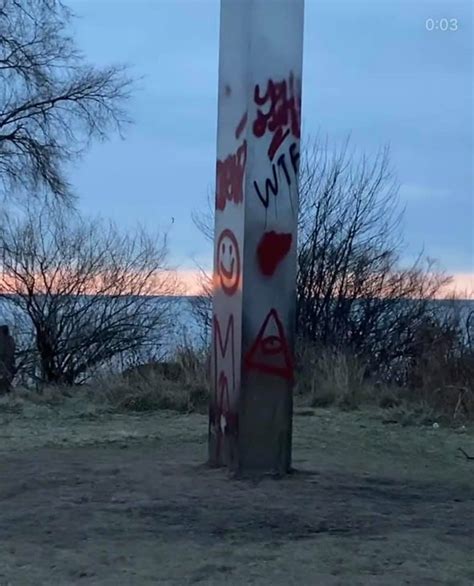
(68, 0, 473, 294)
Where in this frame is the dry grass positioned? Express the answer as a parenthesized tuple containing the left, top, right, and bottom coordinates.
(295, 343, 374, 410)
(407, 351, 474, 423)
(294, 336, 474, 425)
(403, 316, 474, 422)
(0, 344, 211, 417)
(1, 368, 209, 419)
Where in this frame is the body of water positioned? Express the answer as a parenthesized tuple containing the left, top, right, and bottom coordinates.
(0, 296, 472, 370)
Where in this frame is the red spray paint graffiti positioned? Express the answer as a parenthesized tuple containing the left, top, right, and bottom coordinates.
(216, 228, 241, 296)
(216, 141, 247, 211)
(244, 309, 293, 381)
(215, 112, 248, 211)
(253, 72, 301, 161)
(214, 315, 234, 377)
(209, 371, 234, 460)
(257, 231, 292, 276)
(235, 111, 248, 140)
(211, 314, 238, 460)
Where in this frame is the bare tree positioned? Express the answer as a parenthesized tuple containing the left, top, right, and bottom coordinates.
(296, 138, 450, 378)
(191, 135, 450, 379)
(0, 202, 179, 385)
(0, 0, 132, 201)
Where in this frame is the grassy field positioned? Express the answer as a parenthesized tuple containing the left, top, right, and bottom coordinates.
(0, 396, 473, 585)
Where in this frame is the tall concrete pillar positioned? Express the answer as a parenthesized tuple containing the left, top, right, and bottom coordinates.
(209, 0, 304, 474)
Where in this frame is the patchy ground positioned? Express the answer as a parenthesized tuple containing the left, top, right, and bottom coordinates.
(0, 402, 473, 585)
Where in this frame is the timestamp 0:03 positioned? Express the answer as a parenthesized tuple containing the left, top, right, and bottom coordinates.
(425, 18, 458, 31)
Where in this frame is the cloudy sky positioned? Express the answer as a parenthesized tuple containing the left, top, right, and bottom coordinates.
(68, 0, 473, 293)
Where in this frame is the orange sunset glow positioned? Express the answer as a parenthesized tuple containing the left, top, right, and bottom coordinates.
(2, 268, 471, 299)
(437, 272, 474, 299)
(178, 269, 474, 299)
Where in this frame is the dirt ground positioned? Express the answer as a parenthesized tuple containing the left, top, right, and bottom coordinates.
(0, 402, 473, 585)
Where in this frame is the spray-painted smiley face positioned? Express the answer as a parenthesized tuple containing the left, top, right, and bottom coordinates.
(217, 229, 241, 296)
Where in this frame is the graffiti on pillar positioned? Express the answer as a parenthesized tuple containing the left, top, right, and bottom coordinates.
(251, 72, 300, 209)
(257, 231, 292, 276)
(216, 112, 248, 211)
(253, 141, 299, 209)
(216, 141, 247, 211)
(235, 111, 248, 140)
(209, 371, 229, 459)
(253, 72, 301, 161)
(216, 228, 241, 296)
(211, 314, 238, 460)
(244, 308, 293, 381)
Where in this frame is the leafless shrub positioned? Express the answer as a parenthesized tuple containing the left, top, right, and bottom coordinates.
(294, 341, 374, 409)
(402, 305, 474, 421)
(296, 137, 449, 379)
(0, 201, 179, 385)
(295, 294, 474, 422)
